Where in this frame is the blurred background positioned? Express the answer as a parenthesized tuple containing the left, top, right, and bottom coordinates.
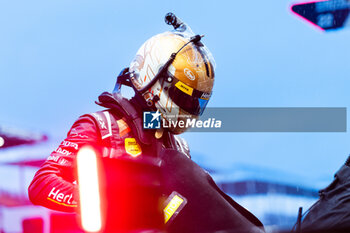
(0, 0, 350, 232)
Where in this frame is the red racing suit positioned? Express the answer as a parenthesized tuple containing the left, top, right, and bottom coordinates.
(28, 92, 264, 232)
(28, 109, 189, 212)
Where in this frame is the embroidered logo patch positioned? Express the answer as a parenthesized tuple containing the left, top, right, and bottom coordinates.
(124, 138, 142, 157)
(163, 191, 187, 224)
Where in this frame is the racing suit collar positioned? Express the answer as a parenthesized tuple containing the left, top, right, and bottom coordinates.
(96, 92, 154, 145)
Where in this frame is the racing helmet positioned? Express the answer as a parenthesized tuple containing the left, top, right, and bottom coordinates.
(128, 14, 216, 134)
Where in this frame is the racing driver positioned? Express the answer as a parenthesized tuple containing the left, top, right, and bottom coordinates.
(28, 13, 264, 233)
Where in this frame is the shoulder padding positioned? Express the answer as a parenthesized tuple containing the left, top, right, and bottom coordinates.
(88, 111, 113, 140)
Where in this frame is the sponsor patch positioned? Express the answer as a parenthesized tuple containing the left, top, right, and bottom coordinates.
(92, 112, 107, 130)
(60, 140, 78, 150)
(200, 92, 211, 100)
(124, 138, 142, 157)
(47, 155, 60, 162)
(69, 129, 88, 139)
(47, 155, 71, 166)
(55, 147, 72, 156)
(58, 158, 69, 165)
(163, 191, 187, 224)
(184, 68, 196, 81)
(175, 81, 193, 96)
(47, 187, 77, 207)
(117, 119, 131, 137)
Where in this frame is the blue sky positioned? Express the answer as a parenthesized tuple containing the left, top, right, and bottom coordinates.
(1, 0, 350, 186)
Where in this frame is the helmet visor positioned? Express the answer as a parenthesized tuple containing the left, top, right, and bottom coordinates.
(167, 79, 211, 116)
